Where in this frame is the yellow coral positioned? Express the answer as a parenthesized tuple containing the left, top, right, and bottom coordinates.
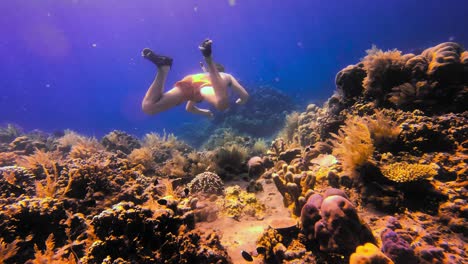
(218, 185, 265, 220)
(350, 243, 394, 264)
(381, 162, 438, 183)
(331, 116, 374, 177)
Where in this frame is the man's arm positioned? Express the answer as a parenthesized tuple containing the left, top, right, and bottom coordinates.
(228, 74, 249, 105)
(185, 101, 214, 118)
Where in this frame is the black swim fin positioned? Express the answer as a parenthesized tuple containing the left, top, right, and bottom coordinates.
(142, 48, 173, 68)
(199, 39, 212, 57)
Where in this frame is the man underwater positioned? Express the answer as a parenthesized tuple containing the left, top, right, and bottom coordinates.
(141, 39, 249, 118)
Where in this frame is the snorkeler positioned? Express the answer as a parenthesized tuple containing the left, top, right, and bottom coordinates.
(141, 39, 249, 118)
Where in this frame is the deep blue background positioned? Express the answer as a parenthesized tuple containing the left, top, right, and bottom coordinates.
(0, 0, 466, 137)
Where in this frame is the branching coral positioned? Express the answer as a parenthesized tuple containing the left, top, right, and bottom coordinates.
(35, 163, 74, 198)
(381, 162, 438, 183)
(330, 116, 374, 177)
(0, 238, 19, 264)
(27, 234, 78, 264)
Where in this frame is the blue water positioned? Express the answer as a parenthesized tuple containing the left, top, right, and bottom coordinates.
(1, 0, 466, 137)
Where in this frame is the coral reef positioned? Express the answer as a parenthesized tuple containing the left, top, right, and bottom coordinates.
(336, 42, 467, 113)
(0, 41, 466, 264)
(252, 42, 467, 263)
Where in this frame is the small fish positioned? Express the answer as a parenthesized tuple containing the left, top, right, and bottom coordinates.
(241, 250, 253, 262)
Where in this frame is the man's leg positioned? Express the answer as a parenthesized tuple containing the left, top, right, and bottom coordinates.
(141, 48, 181, 115)
(199, 39, 228, 109)
(142, 65, 169, 109)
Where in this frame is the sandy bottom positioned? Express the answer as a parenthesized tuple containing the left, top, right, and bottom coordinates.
(197, 179, 292, 263)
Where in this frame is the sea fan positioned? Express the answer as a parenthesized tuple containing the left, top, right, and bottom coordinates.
(330, 116, 374, 177)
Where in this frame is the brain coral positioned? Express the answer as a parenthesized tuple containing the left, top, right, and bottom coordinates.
(188, 171, 225, 195)
(422, 42, 464, 82)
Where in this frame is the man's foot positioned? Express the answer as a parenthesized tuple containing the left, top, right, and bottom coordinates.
(199, 39, 212, 57)
(142, 48, 173, 68)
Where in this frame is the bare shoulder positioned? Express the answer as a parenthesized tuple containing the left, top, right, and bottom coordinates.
(220, 72, 233, 83)
(220, 72, 233, 79)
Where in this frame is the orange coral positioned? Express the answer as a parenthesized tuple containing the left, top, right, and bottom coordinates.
(35, 163, 73, 198)
(26, 234, 77, 264)
(0, 238, 19, 264)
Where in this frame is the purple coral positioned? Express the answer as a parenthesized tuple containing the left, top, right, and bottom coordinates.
(300, 188, 376, 254)
(381, 228, 418, 264)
